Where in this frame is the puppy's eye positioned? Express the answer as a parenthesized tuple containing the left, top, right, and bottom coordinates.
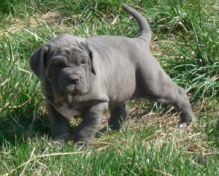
(80, 59, 87, 65)
(51, 59, 66, 68)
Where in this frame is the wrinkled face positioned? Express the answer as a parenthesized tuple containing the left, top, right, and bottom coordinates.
(46, 48, 91, 97)
(30, 40, 95, 101)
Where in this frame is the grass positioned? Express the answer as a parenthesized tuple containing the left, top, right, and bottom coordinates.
(0, 0, 219, 175)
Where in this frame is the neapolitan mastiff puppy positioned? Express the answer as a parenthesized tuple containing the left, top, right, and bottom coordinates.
(30, 4, 195, 143)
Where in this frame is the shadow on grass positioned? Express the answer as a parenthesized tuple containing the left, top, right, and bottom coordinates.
(0, 99, 154, 146)
(0, 103, 50, 146)
(0, 102, 102, 146)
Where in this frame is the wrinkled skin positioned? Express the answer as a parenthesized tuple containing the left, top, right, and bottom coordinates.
(30, 4, 195, 144)
(46, 44, 91, 99)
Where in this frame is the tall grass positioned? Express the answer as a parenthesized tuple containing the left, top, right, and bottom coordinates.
(139, 0, 219, 99)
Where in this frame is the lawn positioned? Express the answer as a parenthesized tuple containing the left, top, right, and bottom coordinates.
(0, 0, 218, 175)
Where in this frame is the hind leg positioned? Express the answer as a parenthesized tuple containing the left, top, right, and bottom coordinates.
(143, 69, 195, 127)
(108, 104, 129, 130)
(155, 86, 195, 127)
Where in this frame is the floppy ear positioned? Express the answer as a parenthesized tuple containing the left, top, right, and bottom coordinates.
(87, 47, 96, 75)
(30, 46, 49, 79)
(80, 42, 96, 75)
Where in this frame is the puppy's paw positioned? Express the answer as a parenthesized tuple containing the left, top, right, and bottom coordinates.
(74, 135, 91, 146)
(178, 122, 188, 129)
(178, 120, 196, 129)
(52, 133, 70, 145)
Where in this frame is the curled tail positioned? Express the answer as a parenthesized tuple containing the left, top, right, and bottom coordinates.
(122, 4, 151, 43)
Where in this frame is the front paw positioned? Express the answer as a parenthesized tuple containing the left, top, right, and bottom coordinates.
(53, 133, 70, 143)
(73, 131, 94, 145)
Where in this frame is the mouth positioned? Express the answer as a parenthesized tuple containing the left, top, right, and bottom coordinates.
(72, 92, 79, 96)
(63, 90, 80, 104)
(71, 89, 81, 96)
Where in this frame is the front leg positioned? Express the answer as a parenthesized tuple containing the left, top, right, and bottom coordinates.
(74, 102, 107, 144)
(47, 104, 70, 141)
(109, 104, 129, 130)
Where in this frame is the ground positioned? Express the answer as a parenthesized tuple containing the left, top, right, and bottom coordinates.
(0, 0, 218, 175)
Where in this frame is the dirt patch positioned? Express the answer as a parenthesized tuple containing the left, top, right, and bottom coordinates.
(93, 100, 217, 155)
(0, 11, 74, 36)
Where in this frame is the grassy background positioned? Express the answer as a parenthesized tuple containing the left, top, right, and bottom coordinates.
(0, 0, 218, 175)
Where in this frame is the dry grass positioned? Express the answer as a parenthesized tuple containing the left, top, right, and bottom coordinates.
(0, 11, 79, 37)
(85, 99, 218, 157)
(0, 1, 218, 175)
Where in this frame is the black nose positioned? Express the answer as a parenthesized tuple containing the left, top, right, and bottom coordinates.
(64, 75, 80, 84)
(70, 75, 80, 84)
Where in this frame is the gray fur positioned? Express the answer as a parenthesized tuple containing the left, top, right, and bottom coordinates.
(30, 4, 195, 143)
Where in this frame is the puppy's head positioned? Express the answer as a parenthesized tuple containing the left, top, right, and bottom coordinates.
(30, 35, 95, 98)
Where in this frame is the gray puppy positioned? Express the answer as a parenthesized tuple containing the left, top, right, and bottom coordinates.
(30, 4, 195, 143)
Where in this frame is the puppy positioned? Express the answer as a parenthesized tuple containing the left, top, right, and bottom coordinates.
(30, 4, 195, 143)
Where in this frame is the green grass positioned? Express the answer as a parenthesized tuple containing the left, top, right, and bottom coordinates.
(0, 0, 219, 175)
